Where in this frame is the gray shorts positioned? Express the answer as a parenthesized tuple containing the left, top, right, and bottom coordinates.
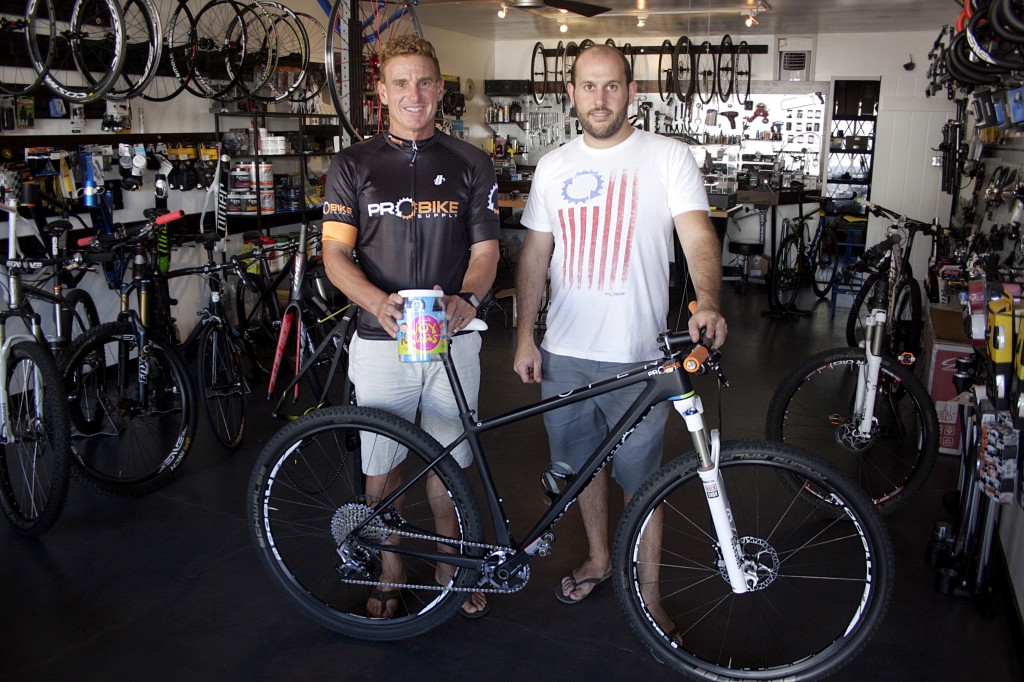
(540, 349, 669, 495)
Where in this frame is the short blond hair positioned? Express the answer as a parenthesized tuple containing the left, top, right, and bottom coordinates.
(379, 35, 441, 82)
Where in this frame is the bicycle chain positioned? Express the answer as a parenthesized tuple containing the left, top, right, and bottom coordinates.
(338, 525, 526, 594)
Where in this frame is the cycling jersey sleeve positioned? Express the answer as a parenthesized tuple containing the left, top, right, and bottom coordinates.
(322, 154, 359, 247)
(464, 146, 501, 243)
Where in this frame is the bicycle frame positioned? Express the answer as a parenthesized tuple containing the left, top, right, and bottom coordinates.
(355, 332, 751, 595)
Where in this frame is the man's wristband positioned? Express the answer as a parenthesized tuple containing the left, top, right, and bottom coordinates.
(458, 292, 480, 308)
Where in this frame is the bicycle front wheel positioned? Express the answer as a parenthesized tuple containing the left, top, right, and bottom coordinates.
(249, 407, 483, 640)
(765, 347, 938, 513)
(845, 271, 884, 348)
(771, 233, 801, 310)
(197, 324, 247, 449)
(61, 321, 197, 497)
(614, 440, 893, 681)
(0, 342, 71, 535)
(810, 228, 838, 298)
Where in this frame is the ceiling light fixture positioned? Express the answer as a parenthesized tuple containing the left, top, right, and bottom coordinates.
(497, 3, 507, 18)
(744, 10, 758, 27)
(558, 17, 567, 32)
(637, 14, 647, 27)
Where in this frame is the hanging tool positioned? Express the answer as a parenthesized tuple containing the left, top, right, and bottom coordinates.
(746, 103, 769, 123)
(720, 111, 739, 129)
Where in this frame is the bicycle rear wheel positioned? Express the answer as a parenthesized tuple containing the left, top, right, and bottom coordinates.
(197, 323, 247, 449)
(890, 277, 924, 362)
(61, 321, 197, 497)
(771, 232, 801, 310)
(614, 441, 893, 681)
(765, 346, 938, 513)
(0, 342, 71, 535)
(248, 406, 483, 640)
(62, 287, 100, 350)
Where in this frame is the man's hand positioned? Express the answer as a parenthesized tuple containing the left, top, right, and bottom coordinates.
(441, 285, 478, 333)
(374, 292, 405, 338)
(514, 340, 543, 384)
(689, 309, 727, 349)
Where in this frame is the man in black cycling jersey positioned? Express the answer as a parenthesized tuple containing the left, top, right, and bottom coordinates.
(321, 35, 500, 620)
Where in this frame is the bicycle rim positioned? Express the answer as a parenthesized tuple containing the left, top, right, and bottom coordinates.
(657, 39, 673, 102)
(0, 342, 70, 535)
(615, 441, 893, 680)
(99, 0, 162, 100)
(249, 2, 310, 103)
(772, 233, 801, 310)
(694, 40, 715, 105)
(734, 41, 751, 105)
(199, 325, 247, 449)
(291, 11, 327, 102)
(4, 0, 55, 96)
(766, 347, 939, 513)
(41, 0, 127, 102)
(529, 41, 547, 104)
(62, 322, 196, 497)
(144, 0, 198, 102)
(716, 34, 734, 102)
(325, 0, 423, 144)
(248, 407, 483, 640)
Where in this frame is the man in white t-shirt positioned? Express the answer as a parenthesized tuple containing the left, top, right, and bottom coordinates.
(513, 44, 727, 634)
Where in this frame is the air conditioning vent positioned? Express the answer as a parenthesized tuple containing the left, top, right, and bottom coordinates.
(779, 50, 811, 81)
(781, 52, 807, 71)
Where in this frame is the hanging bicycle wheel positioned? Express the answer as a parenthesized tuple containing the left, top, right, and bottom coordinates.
(2, 0, 55, 96)
(186, 0, 250, 99)
(553, 40, 564, 103)
(326, 0, 423, 144)
(734, 40, 752, 105)
(561, 40, 578, 91)
(656, 39, 673, 102)
(218, 0, 280, 102)
(694, 40, 716, 105)
(291, 11, 328, 103)
(250, 3, 310, 103)
(35, 0, 127, 103)
(672, 36, 694, 101)
(141, 0, 197, 102)
(529, 41, 547, 105)
(95, 0, 162, 100)
(716, 34, 734, 103)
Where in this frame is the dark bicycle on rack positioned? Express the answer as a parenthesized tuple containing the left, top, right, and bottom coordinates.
(771, 195, 839, 310)
(249, 311, 893, 681)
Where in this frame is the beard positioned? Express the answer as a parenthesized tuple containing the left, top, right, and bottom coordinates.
(578, 105, 628, 139)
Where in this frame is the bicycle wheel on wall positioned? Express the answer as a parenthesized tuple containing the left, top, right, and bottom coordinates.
(325, 0, 423, 144)
(141, 0, 197, 102)
(95, 0, 162, 100)
(765, 346, 939, 513)
(672, 36, 694, 101)
(2, 0, 55, 96)
(656, 39, 673, 103)
(614, 441, 893, 680)
(0, 342, 71, 535)
(694, 40, 716, 105)
(529, 41, 547, 105)
(248, 406, 484, 640)
(716, 34, 734, 102)
(734, 40, 752, 105)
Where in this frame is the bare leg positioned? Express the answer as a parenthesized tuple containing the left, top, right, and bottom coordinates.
(364, 469, 404, 618)
(559, 467, 612, 601)
(429, 471, 488, 615)
(633, 501, 676, 639)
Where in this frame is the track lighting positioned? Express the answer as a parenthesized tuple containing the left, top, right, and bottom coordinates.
(497, 3, 506, 18)
(637, 14, 646, 27)
(744, 11, 758, 27)
(558, 18, 567, 32)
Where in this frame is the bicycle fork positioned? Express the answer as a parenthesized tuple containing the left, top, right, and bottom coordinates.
(854, 307, 888, 437)
(672, 393, 749, 594)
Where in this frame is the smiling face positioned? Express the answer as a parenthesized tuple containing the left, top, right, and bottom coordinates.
(567, 46, 637, 149)
(377, 54, 443, 141)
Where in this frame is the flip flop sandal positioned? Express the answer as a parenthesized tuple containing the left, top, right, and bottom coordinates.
(458, 594, 491, 619)
(554, 569, 613, 604)
(367, 588, 400, 619)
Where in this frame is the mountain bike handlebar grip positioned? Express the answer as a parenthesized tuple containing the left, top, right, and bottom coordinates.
(683, 346, 709, 373)
(156, 210, 185, 225)
(76, 235, 96, 247)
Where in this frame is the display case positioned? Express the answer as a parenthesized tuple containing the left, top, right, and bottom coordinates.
(214, 111, 339, 233)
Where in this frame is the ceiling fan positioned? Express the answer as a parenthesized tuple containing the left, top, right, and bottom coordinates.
(511, 0, 611, 18)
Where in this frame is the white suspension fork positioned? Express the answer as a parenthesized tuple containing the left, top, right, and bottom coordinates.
(855, 307, 887, 435)
(672, 394, 749, 594)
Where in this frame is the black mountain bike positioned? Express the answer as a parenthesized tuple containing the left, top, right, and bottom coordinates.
(249, 320, 893, 681)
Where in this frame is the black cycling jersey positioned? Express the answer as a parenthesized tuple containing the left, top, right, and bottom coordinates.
(322, 131, 500, 340)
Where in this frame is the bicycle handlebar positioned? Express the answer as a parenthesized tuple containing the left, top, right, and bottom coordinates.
(856, 198, 937, 235)
(841, 234, 901, 278)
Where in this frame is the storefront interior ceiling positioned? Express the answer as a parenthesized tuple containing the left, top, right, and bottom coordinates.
(414, 0, 956, 40)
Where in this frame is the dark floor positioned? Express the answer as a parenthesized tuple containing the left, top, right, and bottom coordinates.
(2, 284, 1023, 681)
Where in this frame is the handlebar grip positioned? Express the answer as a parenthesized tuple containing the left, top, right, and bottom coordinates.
(683, 345, 709, 373)
(155, 210, 185, 225)
(77, 235, 96, 248)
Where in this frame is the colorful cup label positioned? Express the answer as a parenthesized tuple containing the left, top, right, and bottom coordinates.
(397, 290, 447, 362)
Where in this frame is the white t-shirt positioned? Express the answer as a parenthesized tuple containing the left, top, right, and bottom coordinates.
(521, 129, 709, 363)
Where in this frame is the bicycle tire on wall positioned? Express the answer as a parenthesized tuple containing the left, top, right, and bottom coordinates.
(248, 406, 484, 640)
(0, 342, 71, 535)
(614, 440, 893, 680)
(2, 0, 55, 96)
(765, 346, 939, 513)
(60, 322, 197, 497)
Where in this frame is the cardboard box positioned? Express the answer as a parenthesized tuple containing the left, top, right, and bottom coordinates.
(919, 304, 973, 455)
